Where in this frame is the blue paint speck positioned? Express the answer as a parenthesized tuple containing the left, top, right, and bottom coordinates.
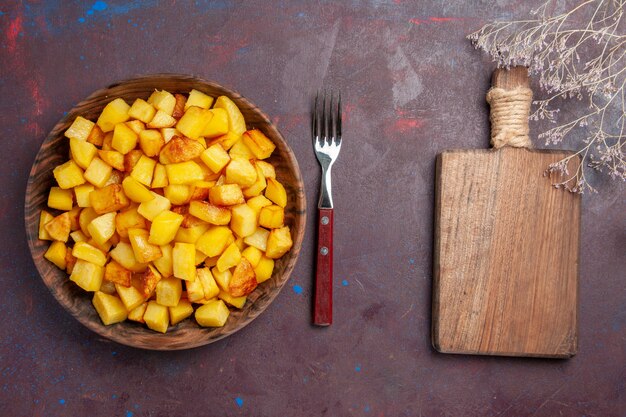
(364, 405, 371, 412)
(292, 285, 303, 294)
(92, 1, 108, 12)
(127, 19, 132, 23)
(59, 399, 66, 405)
(125, 411, 133, 417)
(409, 258, 415, 265)
(111, 351, 117, 356)
(355, 365, 361, 372)
(112, 394, 118, 399)
(341, 279, 348, 286)
(80, 55, 85, 60)
(0, 11, 4, 16)
(132, 23, 138, 27)
(87, 10, 94, 15)
(235, 397, 244, 408)
(78, 17, 85, 23)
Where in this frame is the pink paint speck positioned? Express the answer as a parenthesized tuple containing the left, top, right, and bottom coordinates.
(205, 35, 250, 67)
(342, 102, 354, 125)
(429, 17, 461, 22)
(27, 78, 48, 116)
(26, 121, 43, 136)
(410, 16, 462, 25)
(394, 118, 425, 133)
(6, 14, 23, 53)
(24, 294, 33, 315)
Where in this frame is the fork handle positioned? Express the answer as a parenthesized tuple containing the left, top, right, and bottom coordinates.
(313, 208, 333, 326)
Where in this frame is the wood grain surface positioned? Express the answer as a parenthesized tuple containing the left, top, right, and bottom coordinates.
(24, 74, 306, 350)
(433, 148, 580, 357)
(432, 67, 581, 358)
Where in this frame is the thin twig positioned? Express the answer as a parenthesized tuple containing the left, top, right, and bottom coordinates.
(468, 0, 626, 192)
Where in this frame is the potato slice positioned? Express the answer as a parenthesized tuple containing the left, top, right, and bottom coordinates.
(218, 290, 246, 309)
(92, 291, 127, 325)
(89, 184, 130, 214)
(98, 150, 125, 171)
(104, 260, 132, 287)
(148, 90, 176, 115)
(229, 258, 257, 297)
(70, 260, 104, 291)
(209, 184, 244, 206)
(230, 203, 258, 238)
(172, 242, 196, 281)
(216, 242, 241, 273)
(45, 212, 71, 242)
(185, 89, 214, 110)
(242, 129, 276, 159)
(112, 122, 138, 154)
(254, 256, 274, 283)
(149, 210, 184, 245)
(140, 264, 162, 298)
(143, 301, 169, 333)
(97, 98, 130, 132)
(48, 187, 73, 211)
(53, 160, 85, 189)
(195, 299, 230, 327)
(214, 95, 246, 135)
(156, 277, 182, 307)
(65, 116, 95, 141)
(44, 241, 67, 270)
(196, 226, 233, 258)
(159, 135, 204, 164)
(128, 98, 156, 123)
(265, 226, 293, 259)
(86, 125, 105, 147)
(172, 94, 187, 119)
(128, 228, 162, 263)
(169, 300, 193, 325)
(73, 241, 107, 267)
(188, 201, 231, 225)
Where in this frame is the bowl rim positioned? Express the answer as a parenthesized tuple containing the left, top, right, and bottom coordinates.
(24, 73, 306, 350)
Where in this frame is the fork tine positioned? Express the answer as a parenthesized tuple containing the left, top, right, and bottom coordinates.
(312, 91, 319, 141)
(329, 91, 335, 143)
(336, 91, 342, 145)
(322, 91, 328, 145)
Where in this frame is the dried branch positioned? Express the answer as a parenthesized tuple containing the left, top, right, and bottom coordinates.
(468, 0, 626, 193)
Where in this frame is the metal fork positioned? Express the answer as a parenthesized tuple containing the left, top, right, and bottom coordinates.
(312, 91, 342, 326)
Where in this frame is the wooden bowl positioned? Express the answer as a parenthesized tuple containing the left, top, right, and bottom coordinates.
(24, 74, 306, 350)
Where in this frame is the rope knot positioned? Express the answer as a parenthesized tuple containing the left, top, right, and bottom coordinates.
(486, 87, 533, 149)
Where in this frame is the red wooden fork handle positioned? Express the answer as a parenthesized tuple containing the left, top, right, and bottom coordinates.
(313, 208, 334, 326)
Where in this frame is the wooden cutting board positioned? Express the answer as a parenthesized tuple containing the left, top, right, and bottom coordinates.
(432, 67, 580, 358)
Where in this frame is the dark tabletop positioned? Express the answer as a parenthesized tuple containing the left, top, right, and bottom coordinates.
(1, 1, 624, 416)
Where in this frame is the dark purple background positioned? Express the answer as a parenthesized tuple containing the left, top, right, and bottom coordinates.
(1, 1, 624, 416)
